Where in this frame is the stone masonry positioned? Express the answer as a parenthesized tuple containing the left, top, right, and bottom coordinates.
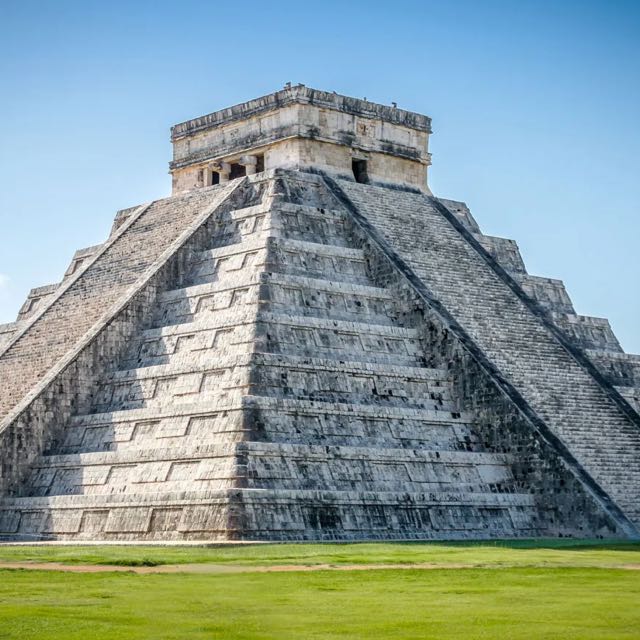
(0, 86, 637, 541)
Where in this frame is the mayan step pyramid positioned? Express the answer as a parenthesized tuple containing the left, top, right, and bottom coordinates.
(0, 86, 638, 541)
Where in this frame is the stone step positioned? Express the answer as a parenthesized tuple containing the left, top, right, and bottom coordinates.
(564, 434, 640, 447)
(262, 273, 403, 325)
(158, 271, 261, 305)
(265, 237, 370, 284)
(71, 396, 475, 428)
(0, 321, 21, 351)
(152, 272, 401, 328)
(267, 203, 355, 247)
(548, 428, 640, 448)
(91, 357, 251, 414)
(256, 311, 424, 367)
(121, 308, 423, 371)
(56, 397, 477, 456)
(242, 395, 479, 448)
(26, 442, 515, 498)
(92, 352, 455, 414)
(120, 313, 255, 370)
(203, 201, 355, 250)
(515, 274, 575, 315)
(204, 209, 269, 248)
(566, 458, 640, 476)
(39, 441, 505, 469)
(0, 488, 540, 542)
(159, 272, 391, 306)
(250, 353, 455, 409)
(615, 387, 640, 413)
(272, 202, 347, 218)
(223, 201, 348, 224)
(269, 237, 364, 260)
(186, 241, 268, 287)
(259, 312, 419, 338)
(585, 349, 640, 387)
(186, 235, 371, 289)
(101, 352, 449, 388)
(59, 401, 246, 454)
(550, 312, 623, 353)
(194, 236, 366, 267)
(136, 310, 418, 346)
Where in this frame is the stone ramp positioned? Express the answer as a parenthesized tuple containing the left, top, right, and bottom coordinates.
(330, 177, 640, 531)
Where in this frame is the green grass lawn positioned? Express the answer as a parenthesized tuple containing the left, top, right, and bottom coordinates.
(0, 540, 638, 639)
(0, 538, 638, 568)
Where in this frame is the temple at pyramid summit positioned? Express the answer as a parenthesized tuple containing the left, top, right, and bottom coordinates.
(1, 84, 639, 541)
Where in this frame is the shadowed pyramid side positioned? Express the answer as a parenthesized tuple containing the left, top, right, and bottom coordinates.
(327, 176, 639, 535)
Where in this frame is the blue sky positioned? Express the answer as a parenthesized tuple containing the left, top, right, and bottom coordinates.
(0, 0, 638, 351)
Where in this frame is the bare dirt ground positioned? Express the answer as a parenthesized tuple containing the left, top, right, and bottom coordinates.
(1, 561, 638, 573)
(0, 562, 472, 573)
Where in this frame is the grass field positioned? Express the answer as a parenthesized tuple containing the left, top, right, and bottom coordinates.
(0, 540, 638, 639)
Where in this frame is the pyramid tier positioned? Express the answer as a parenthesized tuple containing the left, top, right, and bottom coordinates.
(0, 488, 543, 542)
(24, 442, 516, 497)
(55, 398, 480, 455)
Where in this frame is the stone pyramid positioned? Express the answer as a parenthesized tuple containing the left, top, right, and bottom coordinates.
(0, 86, 638, 541)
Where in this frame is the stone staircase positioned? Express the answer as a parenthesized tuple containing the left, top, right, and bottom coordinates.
(332, 177, 640, 531)
(442, 199, 640, 416)
(0, 182, 238, 421)
(0, 172, 561, 541)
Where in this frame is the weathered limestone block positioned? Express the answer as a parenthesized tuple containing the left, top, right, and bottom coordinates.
(62, 244, 103, 279)
(586, 350, 640, 387)
(551, 313, 623, 352)
(16, 283, 59, 322)
(0, 322, 20, 350)
(437, 199, 481, 233)
(517, 275, 575, 315)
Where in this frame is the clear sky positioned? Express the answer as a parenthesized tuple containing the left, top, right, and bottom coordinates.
(0, 0, 638, 351)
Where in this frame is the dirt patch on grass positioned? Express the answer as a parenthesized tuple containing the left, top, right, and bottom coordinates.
(2, 561, 639, 574)
(0, 561, 478, 574)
